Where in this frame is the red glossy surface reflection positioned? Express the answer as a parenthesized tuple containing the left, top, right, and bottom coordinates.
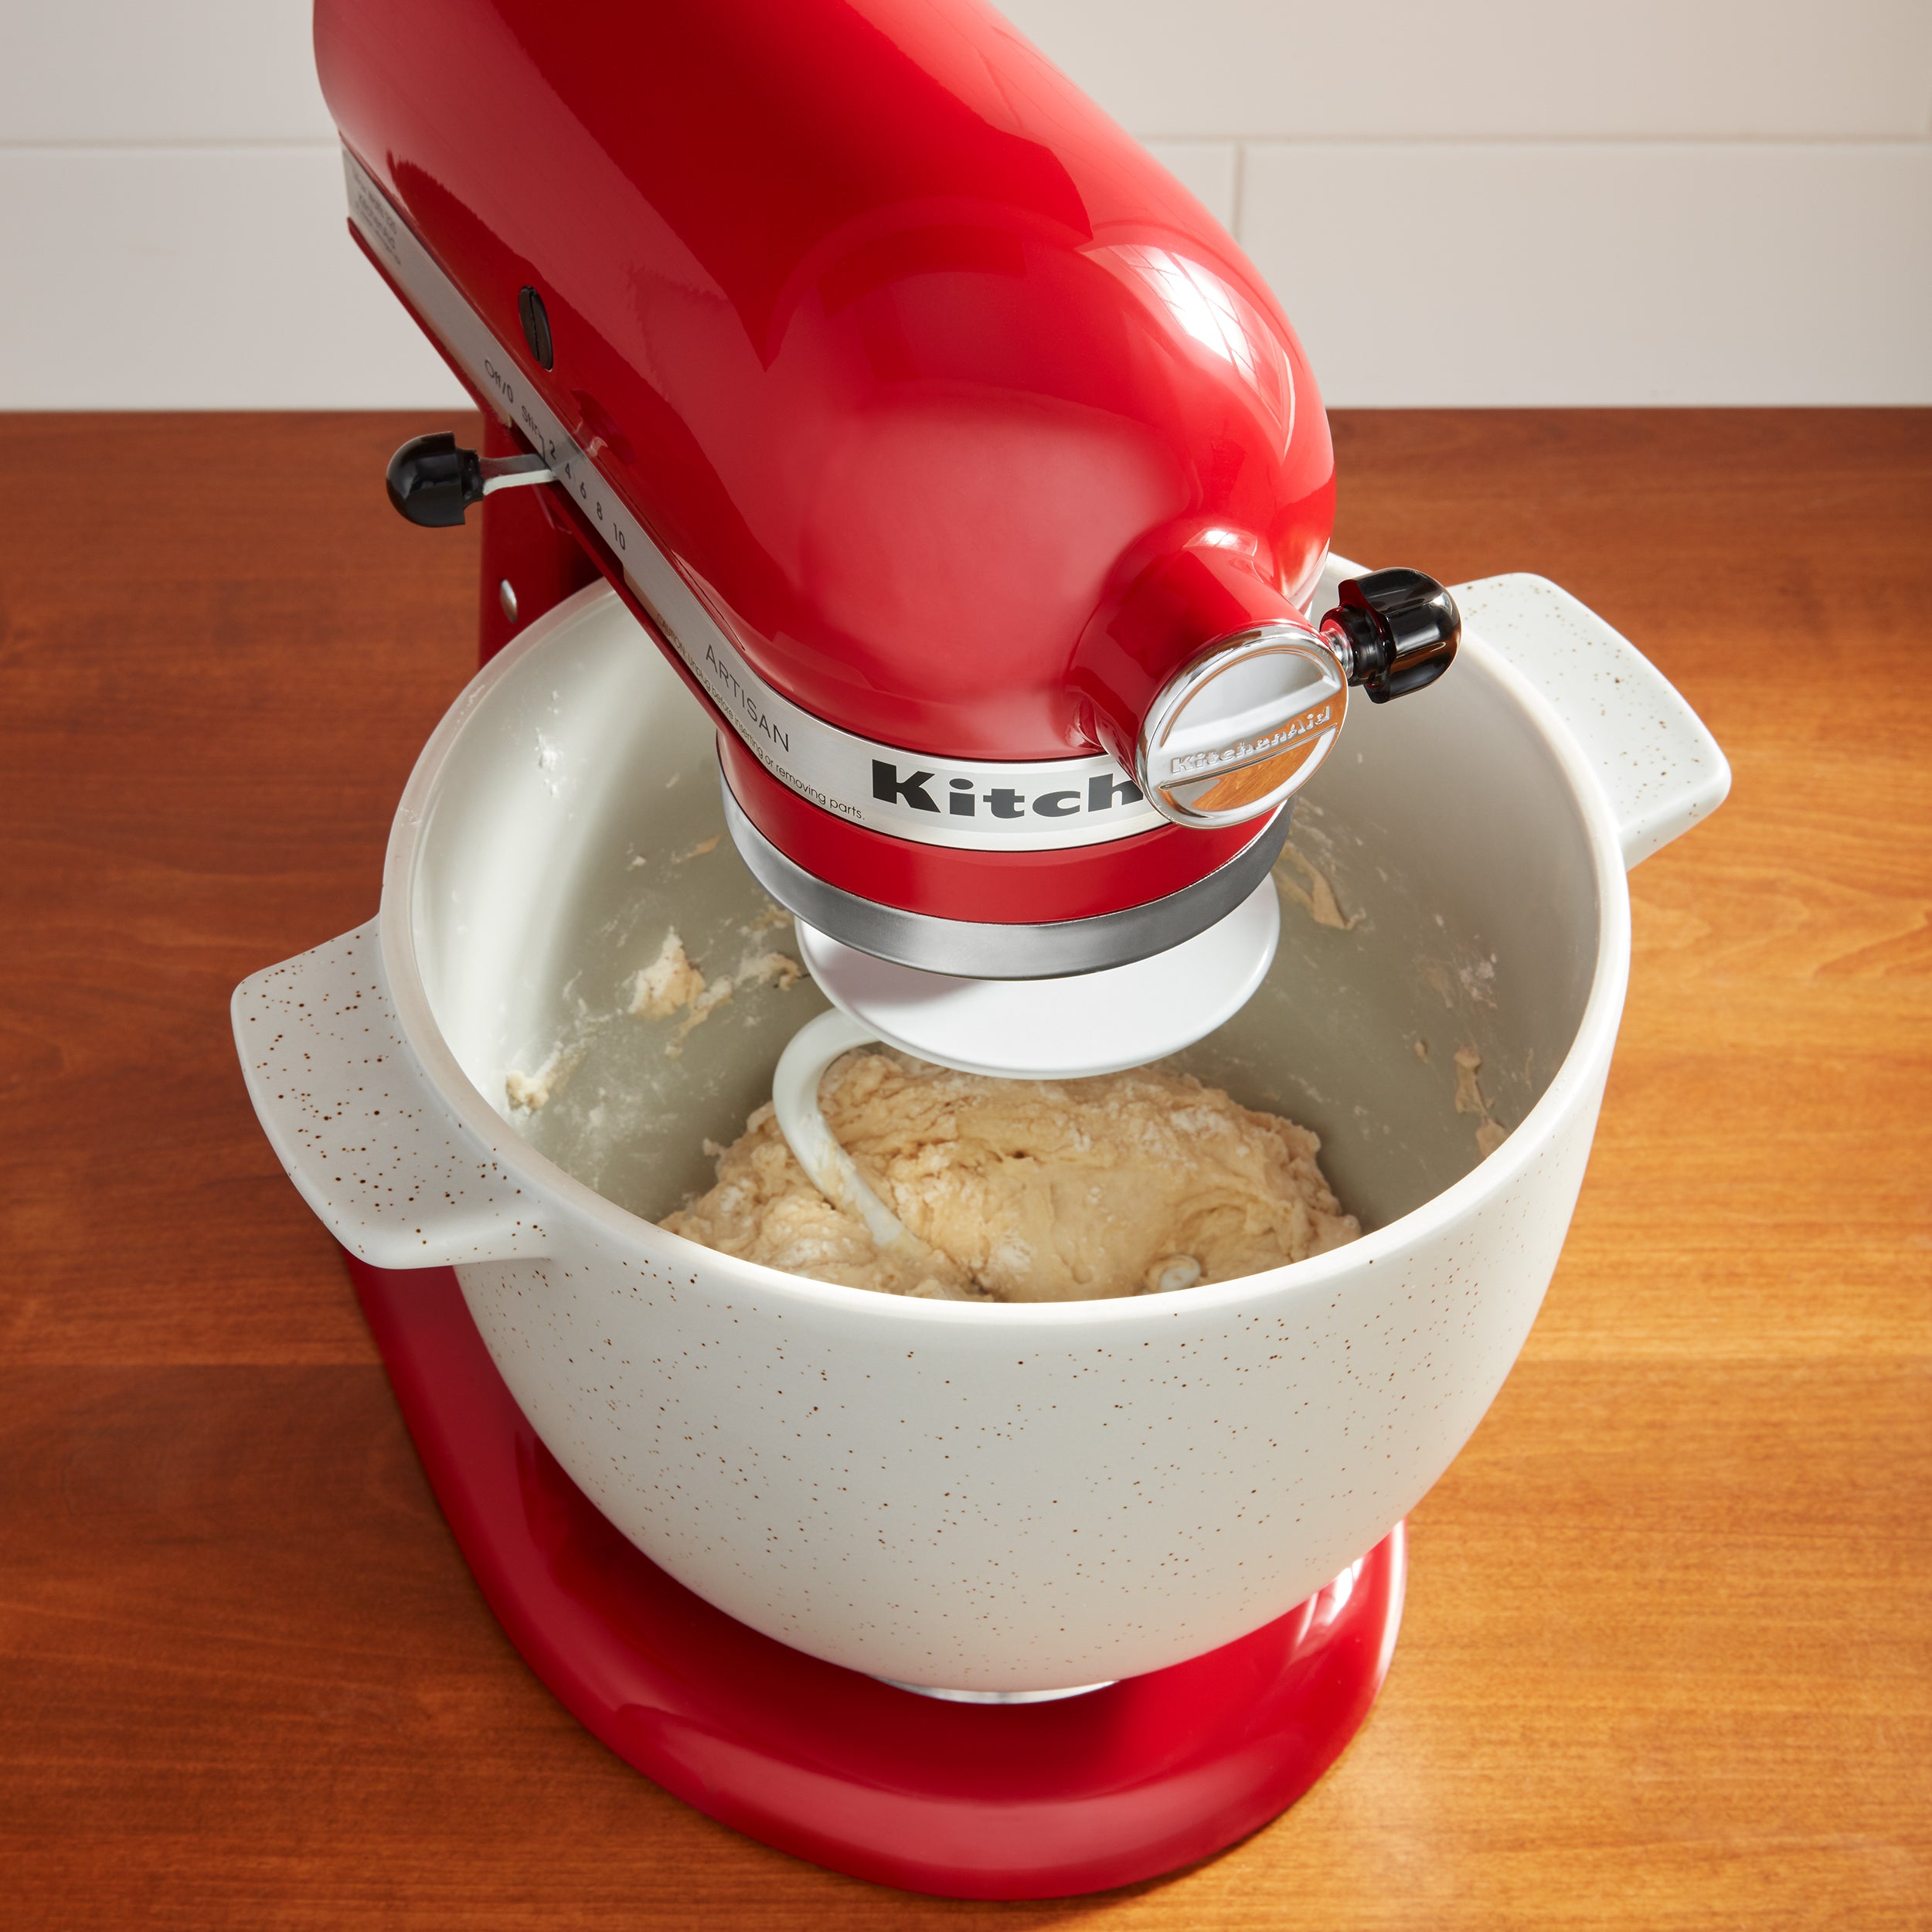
(317, 0, 1336, 923)
(347, 1257, 1405, 1900)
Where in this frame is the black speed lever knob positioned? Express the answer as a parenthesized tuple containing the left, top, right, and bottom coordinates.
(386, 432, 485, 527)
(1320, 568, 1461, 704)
(385, 434, 555, 527)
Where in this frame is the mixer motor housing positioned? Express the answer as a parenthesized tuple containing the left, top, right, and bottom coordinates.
(328, 0, 1456, 988)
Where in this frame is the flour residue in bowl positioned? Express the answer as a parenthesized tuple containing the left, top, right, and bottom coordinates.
(628, 928, 706, 1019)
(1453, 1045, 1510, 1156)
(504, 1041, 584, 1113)
(1274, 839, 1361, 931)
(506, 907, 806, 1121)
(616, 924, 803, 1056)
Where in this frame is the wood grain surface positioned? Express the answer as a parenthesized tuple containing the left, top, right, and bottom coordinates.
(2, 410, 1927, 1929)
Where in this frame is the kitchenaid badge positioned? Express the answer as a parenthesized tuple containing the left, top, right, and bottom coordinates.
(675, 624, 1164, 851)
(871, 759, 1148, 825)
(1137, 632, 1349, 828)
(1146, 699, 1337, 823)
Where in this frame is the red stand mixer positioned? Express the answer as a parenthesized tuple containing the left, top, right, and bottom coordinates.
(278, 0, 1483, 1896)
(339, 0, 1458, 1075)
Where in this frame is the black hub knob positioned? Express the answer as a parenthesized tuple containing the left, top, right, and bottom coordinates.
(1321, 568, 1461, 704)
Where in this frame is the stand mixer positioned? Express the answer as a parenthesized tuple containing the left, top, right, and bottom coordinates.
(350, 0, 1459, 1089)
(229, 0, 1728, 1897)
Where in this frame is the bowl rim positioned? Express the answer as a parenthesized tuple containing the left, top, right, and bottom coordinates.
(379, 579, 1632, 1328)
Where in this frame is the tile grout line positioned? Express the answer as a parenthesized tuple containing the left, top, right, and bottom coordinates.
(0, 138, 342, 154)
(1151, 133, 1932, 150)
(2, 134, 1931, 155)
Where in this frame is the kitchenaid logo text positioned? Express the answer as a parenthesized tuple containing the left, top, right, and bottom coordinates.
(872, 762, 1145, 820)
(1165, 703, 1333, 778)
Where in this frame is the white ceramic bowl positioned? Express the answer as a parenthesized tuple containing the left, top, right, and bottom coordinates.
(234, 561, 1725, 1692)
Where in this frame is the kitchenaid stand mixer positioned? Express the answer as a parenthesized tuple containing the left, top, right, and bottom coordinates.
(230, 0, 1729, 1897)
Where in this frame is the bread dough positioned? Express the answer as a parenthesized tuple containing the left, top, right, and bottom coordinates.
(629, 928, 803, 1056)
(505, 1042, 583, 1114)
(662, 1051, 1359, 1303)
(629, 929, 705, 1019)
(1452, 1044, 1510, 1157)
(1274, 841, 1359, 930)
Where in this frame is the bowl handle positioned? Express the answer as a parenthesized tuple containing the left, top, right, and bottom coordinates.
(231, 922, 552, 1269)
(1451, 573, 1730, 869)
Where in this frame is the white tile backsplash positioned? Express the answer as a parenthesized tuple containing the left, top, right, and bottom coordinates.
(1002, 0, 1932, 140)
(0, 148, 466, 408)
(1, 0, 332, 145)
(0, 0, 1925, 406)
(1243, 141, 1932, 404)
(1140, 140, 1240, 232)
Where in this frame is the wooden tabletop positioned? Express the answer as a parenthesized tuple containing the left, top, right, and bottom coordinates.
(3, 410, 1927, 1928)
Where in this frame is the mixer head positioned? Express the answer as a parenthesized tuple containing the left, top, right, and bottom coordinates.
(393, 415, 1458, 1074)
(726, 561, 1458, 1080)
(349, 0, 1462, 1080)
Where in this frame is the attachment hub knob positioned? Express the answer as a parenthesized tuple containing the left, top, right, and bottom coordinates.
(1320, 568, 1461, 704)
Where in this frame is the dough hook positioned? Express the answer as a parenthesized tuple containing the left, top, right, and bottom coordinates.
(770, 1008, 924, 1259)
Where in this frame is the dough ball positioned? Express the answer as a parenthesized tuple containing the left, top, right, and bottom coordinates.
(662, 1052, 1358, 1304)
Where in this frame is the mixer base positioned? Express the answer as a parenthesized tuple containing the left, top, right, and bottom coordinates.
(347, 1256, 1406, 1900)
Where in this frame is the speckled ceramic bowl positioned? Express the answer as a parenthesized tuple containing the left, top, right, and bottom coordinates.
(233, 563, 1725, 1692)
